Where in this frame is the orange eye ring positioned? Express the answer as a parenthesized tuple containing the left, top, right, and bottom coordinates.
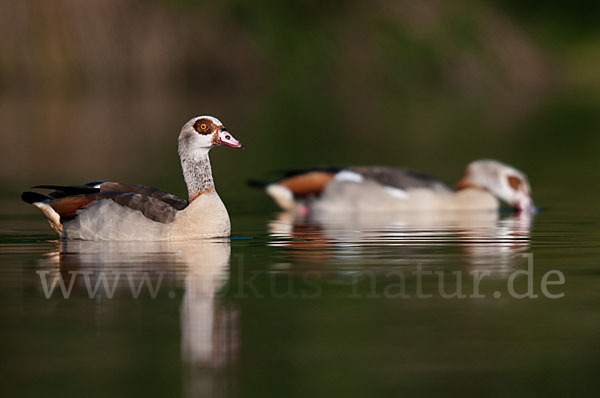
(200, 123, 207, 130)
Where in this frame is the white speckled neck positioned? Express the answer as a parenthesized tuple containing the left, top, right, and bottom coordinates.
(181, 152, 215, 201)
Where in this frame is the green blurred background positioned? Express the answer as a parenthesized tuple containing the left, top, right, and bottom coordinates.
(1, 0, 599, 212)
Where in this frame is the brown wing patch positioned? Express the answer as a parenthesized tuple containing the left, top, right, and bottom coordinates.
(278, 172, 335, 196)
(49, 196, 96, 219)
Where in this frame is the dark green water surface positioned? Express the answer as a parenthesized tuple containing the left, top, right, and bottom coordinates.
(1, 196, 599, 397)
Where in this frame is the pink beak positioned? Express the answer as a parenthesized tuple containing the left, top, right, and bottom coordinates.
(516, 196, 535, 213)
(217, 129, 245, 149)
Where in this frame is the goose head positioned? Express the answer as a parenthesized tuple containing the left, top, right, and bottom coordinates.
(178, 116, 245, 160)
(456, 159, 534, 213)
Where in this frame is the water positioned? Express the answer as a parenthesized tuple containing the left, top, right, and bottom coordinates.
(2, 196, 600, 397)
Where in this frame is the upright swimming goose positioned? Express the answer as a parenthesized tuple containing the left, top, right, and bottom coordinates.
(22, 116, 245, 240)
(254, 159, 533, 214)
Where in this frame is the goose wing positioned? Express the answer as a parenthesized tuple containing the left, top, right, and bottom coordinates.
(348, 166, 451, 192)
(252, 165, 451, 197)
(22, 182, 187, 225)
(33, 181, 188, 209)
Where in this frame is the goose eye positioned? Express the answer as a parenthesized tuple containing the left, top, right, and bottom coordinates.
(200, 123, 207, 130)
(507, 175, 522, 190)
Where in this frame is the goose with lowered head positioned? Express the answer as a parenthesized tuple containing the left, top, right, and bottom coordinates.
(255, 159, 534, 214)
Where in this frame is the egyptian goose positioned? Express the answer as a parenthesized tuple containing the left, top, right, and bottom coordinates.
(22, 116, 245, 240)
(255, 159, 534, 214)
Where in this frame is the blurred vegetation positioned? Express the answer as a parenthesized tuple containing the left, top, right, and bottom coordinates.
(1, 0, 599, 212)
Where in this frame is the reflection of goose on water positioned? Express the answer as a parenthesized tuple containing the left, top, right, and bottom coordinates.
(22, 116, 244, 240)
(268, 210, 532, 273)
(178, 241, 236, 368)
(37, 240, 237, 371)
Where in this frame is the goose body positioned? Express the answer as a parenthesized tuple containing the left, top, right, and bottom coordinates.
(257, 160, 533, 214)
(22, 116, 245, 241)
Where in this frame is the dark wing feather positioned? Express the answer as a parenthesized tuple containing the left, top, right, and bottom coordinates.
(279, 166, 344, 178)
(34, 184, 101, 198)
(349, 166, 451, 192)
(30, 181, 188, 210)
(21, 191, 53, 204)
(97, 183, 188, 210)
(89, 191, 179, 223)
